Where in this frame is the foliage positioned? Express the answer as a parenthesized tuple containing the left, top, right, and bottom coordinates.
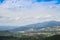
(0, 34, 60, 40)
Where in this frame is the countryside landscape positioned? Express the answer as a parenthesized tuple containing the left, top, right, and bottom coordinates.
(0, 21, 60, 40)
(0, 0, 60, 40)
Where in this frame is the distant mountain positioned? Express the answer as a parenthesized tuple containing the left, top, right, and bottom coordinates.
(42, 21, 60, 27)
(0, 26, 17, 30)
(10, 20, 60, 32)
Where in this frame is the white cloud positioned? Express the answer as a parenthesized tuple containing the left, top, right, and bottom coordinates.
(0, 0, 60, 26)
(15, 17, 20, 20)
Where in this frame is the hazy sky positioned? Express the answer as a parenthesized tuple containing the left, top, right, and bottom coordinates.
(0, 0, 60, 26)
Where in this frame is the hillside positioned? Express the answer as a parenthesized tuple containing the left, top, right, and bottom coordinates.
(10, 20, 60, 33)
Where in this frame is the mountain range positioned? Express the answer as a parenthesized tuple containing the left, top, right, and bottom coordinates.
(9, 20, 60, 32)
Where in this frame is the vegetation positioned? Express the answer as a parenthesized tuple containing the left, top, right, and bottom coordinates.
(0, 27, 60, 40)
(0, 34, 60, 40)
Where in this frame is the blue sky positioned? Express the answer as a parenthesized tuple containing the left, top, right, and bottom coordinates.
(36, 0, 52, 2)
(0, 0, 60, 26)
(0, 0, 60, 4)
(0, 0, 4, 4)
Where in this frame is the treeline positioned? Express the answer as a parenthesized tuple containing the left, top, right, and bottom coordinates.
(0, 34, 60, 40)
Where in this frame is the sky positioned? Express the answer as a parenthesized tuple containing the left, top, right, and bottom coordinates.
(0, 0, 60, 26)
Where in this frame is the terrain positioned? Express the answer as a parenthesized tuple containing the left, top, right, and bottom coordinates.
(0, 20, 60, 40)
